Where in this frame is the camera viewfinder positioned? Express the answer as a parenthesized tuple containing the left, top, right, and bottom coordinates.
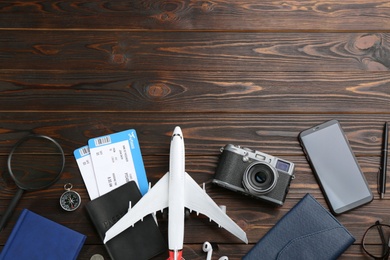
(276, 160, 291, 172)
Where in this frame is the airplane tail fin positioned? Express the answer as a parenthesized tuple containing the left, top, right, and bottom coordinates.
(168, 250, 184, 260)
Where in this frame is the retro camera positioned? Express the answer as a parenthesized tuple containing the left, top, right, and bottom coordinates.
(212, 144, 295, 206)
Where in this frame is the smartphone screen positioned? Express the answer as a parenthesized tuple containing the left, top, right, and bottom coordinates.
(299, 119, 373, 214)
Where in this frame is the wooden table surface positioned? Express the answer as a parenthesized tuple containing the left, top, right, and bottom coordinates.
(0, 1, 389, 259)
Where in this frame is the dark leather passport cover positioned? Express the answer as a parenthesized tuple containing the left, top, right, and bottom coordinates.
(86, 181, 167, 260)
(243, 193, 355, 260)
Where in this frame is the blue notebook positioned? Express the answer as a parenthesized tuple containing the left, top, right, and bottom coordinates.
(0, 209, 86, 260)
(243, 194, 355, 260)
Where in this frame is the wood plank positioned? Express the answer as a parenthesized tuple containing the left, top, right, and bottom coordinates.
(0, 243, 370, 260)
(0, 70, 389, 113)
(1, 32, 390, 71)
(0, 113, 387, 156)
(74, 244, 373, 260)
(0, 1, 389, 31)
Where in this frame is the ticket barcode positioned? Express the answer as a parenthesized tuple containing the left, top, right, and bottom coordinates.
(79, 146, 90, 156)
(94, 136, 112, 146)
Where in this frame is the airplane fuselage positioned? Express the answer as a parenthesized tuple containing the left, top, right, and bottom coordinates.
(168, 128, 186, 255)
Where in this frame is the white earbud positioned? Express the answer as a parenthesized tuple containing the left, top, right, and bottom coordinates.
(202, 241, 213, 260)
(202, 241, 228, 260)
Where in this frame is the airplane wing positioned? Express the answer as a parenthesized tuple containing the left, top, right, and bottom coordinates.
(183, 172, 248, 244)
(104, 172, 170, 243)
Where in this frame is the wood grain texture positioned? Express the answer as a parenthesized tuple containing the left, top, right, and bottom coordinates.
(0, 0, 389, 259)
(0, 70, 389, 113)
(0, 113, 386, 156)
(1, 32, 390, 71)
(0, 0, 390, 31)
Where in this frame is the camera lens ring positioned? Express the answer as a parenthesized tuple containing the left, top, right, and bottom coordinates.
(242, 161, 279, 195)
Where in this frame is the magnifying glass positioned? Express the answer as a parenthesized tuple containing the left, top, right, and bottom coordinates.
(0, 134, 65, 231)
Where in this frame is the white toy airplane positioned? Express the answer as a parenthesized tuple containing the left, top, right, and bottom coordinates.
(104, 126, 248, 260)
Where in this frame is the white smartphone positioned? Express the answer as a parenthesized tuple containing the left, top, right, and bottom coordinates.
(299, 119, 373, 214)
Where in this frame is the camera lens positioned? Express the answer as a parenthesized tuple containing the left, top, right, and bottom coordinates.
(243, 162, 279, 195)
(255, 172, 267, 184)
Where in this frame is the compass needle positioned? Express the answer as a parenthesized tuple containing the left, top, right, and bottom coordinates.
(60, 183, 81, 211)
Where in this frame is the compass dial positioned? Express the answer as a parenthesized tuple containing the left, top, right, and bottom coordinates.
(60, 190, 81, 211)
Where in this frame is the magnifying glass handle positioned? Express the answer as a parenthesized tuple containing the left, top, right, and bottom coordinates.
(0, 188, 24, 231)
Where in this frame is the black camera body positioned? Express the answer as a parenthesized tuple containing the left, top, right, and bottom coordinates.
(213, 144, 295, 206)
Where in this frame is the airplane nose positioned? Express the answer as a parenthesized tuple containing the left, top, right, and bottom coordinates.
(173, 126, 182, 137)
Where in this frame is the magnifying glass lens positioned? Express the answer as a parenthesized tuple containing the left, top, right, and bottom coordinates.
(0, 135, 65, 231)
(8, 135, 65, 191)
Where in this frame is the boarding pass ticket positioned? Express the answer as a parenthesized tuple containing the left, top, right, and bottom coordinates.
(74, 129, 148, 200)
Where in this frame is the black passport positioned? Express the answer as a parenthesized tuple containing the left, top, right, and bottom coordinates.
(86, 181, 167, 260)
(243, 193, 355, 260)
